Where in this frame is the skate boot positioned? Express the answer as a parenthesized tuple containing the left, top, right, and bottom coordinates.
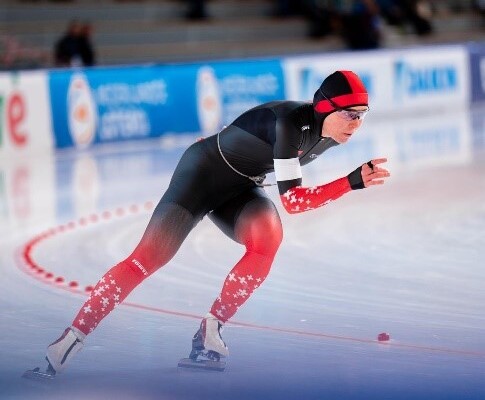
(23, 327, 85, 380)
(178, 313, 228, 371)
(46, 327, 85, 374)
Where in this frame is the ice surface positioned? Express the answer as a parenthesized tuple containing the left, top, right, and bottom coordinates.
(1, 107, 484, 400)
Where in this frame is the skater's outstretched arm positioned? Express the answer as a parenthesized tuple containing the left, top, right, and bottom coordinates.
(276, 158, 390, 214)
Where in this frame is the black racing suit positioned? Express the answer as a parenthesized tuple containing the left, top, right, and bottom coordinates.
(161, 100, 339, 218)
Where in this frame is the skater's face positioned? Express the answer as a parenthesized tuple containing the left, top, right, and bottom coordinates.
(321, 106, 368, 144)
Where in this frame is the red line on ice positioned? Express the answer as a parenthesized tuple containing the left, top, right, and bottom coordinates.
(16, 202, 485, 359)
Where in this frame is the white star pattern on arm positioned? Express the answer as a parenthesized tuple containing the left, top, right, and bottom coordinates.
(280, 177, 352, 214)
(283, 190, 293, 200)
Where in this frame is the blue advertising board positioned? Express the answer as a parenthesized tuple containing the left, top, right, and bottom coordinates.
(49, 64, 199, 149)
(196, 59, 285, 134)
(48, 59, 285, 149)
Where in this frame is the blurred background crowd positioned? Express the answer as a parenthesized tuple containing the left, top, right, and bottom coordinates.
(1, 0, 484, 70)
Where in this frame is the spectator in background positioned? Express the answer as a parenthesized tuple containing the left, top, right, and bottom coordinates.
(185, 0, 208, 21)
(303, 0, 338, 39)
(79, 21, 96, 66)
(54, 20, 96, 67)
(302, 0, 340, 38)
(54, 20, 84, 67)
(376, 0, 433, 36)
(476, 0, 485, 14)
(339, 0, 382, 50)
(302, 0, 381, 48)
(271, 0, 304, 18)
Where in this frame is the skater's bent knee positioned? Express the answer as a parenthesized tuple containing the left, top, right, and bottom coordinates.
(241, 219, 283, 256)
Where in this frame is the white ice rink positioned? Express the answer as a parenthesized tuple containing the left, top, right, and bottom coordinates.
(1, 106, 484, 400)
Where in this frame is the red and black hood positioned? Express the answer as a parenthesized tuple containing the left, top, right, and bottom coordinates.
(313, 70, 368, 130)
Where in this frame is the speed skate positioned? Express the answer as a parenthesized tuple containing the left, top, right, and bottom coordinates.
(22, 327, 85, 380)
(22, 358, 56, 380)
(178, 350, 226, 372)
(178, 313, 229, 372)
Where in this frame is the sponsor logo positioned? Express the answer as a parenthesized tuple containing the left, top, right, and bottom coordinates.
(0, 90, 28, 149)
(67, 74, 98, 149)
(196, 66, 222, 135)
(301, 125, 310, 131)
(394, 60, 457, 101)
(131, 258, 148, 276)
(95, 78, 166, 141)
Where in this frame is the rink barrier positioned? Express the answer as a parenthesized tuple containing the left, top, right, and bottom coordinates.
(2, 42, 484, 156)
(16, 200, 485, 359)
(47, 44, 470, 151)
(0, 70, 53, 160)
(468, 42, 485, 103)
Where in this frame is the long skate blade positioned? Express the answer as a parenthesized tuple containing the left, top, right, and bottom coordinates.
(178, 358, 226, 372)
(22, 367, 55, 380)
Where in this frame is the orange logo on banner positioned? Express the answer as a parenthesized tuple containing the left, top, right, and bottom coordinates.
(68, 74, 97, 149)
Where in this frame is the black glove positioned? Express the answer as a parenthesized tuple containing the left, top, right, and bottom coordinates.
(347, 161, 373, 190)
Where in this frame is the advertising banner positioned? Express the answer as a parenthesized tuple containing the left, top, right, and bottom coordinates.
(49, 65, 198, 149)
(468, 43, 485, 103)
(195, 59, 285, 135)
(48, 59, 285, 149)
(283, 45, 469, 114)
(0, 71, 53, 161)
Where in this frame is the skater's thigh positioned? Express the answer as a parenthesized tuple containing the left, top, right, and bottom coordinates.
(130, 201, 201, 271)
(209, 187, 282, 248)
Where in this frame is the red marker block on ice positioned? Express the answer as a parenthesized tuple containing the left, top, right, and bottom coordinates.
(377, 332, 390, 342)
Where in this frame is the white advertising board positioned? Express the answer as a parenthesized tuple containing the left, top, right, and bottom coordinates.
(0, 71, 53, 162)
(283, 45, 470, 115)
